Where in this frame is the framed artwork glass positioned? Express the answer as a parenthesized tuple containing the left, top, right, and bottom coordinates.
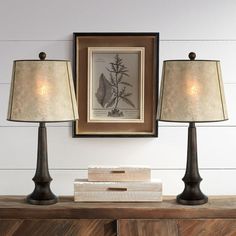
(73, 33, 159, 137)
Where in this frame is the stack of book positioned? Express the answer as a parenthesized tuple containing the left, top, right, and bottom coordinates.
(74, 166, 162, 202)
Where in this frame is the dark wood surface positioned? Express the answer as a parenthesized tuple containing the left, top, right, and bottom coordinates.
(0, 220, 116, 236)
(119, 219, 178, 236)
(119, 219, 236, 236)
(1, 196, 236, 236)
(0, 196, 236, 219)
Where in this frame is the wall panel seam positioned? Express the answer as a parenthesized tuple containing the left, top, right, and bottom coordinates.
(0, 125, 235, 128)
(0, 168, 235, 171)
(1, 39, 236, 42)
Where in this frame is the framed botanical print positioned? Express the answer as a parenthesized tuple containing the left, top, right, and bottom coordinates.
(88, 47, 145, 123)
(73, 33, 159, 137)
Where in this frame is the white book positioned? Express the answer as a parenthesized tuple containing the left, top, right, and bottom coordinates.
(88, 165, 151, 182)
(74, 179, 162, 202)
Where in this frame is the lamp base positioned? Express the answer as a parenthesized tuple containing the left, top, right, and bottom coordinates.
(177, 194, 208, 205)
(26, 181, 58, 205)
(26, 194, 58, 205)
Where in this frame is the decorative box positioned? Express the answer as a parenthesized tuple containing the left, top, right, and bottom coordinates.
(74, 179, 162, 202)
(88, 166, 151, 182)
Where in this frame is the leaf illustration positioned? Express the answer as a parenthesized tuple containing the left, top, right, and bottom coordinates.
(119, 69, 129, 74)
(106, 67, 113, 73)
(121, 72, 129, 77)
(110, 63, 116, 72)
(123, 93, 132, 97)
(110, 73, 115, 86)
(96, 73, 113, 107)
(104, 54, 132, 110)
(117, 74, 123, 83)
(121, 96, 135, 108)
(106, 97, 116, 108)
(120, 81, 132, 87)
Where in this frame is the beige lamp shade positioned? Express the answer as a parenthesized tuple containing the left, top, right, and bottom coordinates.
(7, 56, 79, 122)
(157, 54, 228, 122)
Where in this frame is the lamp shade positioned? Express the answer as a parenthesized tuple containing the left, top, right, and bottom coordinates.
(7, 54, 78, 122)
(157, 54, 228, 122)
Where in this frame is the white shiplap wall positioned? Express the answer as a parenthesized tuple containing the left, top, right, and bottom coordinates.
(0, 0, 235, 196)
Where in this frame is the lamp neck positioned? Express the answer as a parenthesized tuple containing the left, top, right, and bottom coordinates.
(34, 122, 50, 180)
(186, 122, 199, 179)
(39, 122, 46, 128)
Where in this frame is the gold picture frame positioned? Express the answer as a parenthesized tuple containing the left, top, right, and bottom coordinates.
(73, 33, 159, 137)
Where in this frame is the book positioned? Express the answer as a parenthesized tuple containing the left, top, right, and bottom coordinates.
(88, 166, 151, 182)
(74, 179, 162, 202)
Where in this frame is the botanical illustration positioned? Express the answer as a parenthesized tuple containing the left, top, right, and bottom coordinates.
(95, 54, 135, 117)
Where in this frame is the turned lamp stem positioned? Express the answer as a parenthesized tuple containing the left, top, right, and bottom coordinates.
(26, 122, 57, 205)
(177, 122, 208, 205)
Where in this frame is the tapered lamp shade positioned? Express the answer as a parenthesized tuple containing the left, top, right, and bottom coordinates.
(157, 57, 228, 122)
(7, 59, 78, 122)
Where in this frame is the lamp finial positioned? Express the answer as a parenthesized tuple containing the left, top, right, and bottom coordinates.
(39, 52, 46, 60)
(189, 52, 196, 60)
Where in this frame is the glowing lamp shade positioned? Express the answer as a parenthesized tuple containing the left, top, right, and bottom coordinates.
(158, 59, 228, 122)
(8, 60, 78, 122)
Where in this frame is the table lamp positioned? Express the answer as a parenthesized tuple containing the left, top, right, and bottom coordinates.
(7, 52, 78, 205)
(157, 52, 228, 205)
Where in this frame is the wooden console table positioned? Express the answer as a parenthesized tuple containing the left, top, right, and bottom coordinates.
(0, 196, 236, 236)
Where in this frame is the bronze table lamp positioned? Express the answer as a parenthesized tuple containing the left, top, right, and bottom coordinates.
(7, 52, 78, 205)
(158, 52, 228, 205)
